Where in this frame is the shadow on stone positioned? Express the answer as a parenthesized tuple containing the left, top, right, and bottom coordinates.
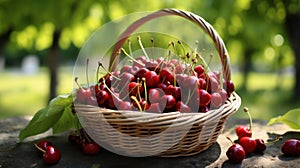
(1, 133, 221, 168)
(221, 160, 242, 168)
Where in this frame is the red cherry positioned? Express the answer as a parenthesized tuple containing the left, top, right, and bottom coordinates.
(218, 89, 228, 103)
(68, 134, 79, 145)
(75, 88, 93, 104)
(165, 85, 181, 101)
(207, 76, 220, 93)
(159, 68, 174, 84)
(225, 80, 235, 95)
(96, 90, 109, 106)
(226, 143, 246, 163)
(145, 59, 158, 71)
(135, 67, 149, 79)
(281, 139, 300, 156)
(82, 142, 101, 155)
(198, 78, 207, 90)
(118, 101, 132, 110)
(118, 72, 135, 87)
(198, 89, 211, 106)
(120, 65, 138, 75)
(98, 74, 113, 88)
(236, 125, 252, 139)
(36, 140, 52, 156)
(255, 139, 267, 153)
(175, 101, 191, 113)
(182, 76, 198, 89)
(160, 95, 176, 111)
(239, 137, 257, 154)
(210, 92, 223, 108)
(146, 103, 163, 113)
(148, 88, 163, 103)
(194, 65, 205, 76)
(128, 82, 143, 96)
(144, 71, 160, 88)
(43, 146, 61, 165)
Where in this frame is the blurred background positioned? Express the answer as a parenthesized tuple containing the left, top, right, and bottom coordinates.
(0, 0, 299, 120)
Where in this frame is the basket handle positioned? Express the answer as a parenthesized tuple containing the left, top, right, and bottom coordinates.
(110, 8, 231, 81)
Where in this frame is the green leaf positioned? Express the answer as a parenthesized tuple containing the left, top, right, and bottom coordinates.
(268, 108, 300, 130)
(52, 104, 76, 134)
(19, 94, 73, 141)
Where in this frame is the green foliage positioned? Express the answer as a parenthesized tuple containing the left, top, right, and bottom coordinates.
(19, 94, 74, 141)
(268, 108, 300, 130)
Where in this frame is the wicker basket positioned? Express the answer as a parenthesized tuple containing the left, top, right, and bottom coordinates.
(74, 8, 241, 157)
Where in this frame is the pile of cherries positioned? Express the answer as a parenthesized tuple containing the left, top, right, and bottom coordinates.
(35, 140, 61, 165)
(68, 128, 101, 155)
(74, 44, 235, 113)
(226, 107, 300, 164)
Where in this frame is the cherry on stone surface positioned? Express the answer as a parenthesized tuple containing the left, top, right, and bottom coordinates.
(236, 125, 252, 139)
(255, 138, 267, 153)
(36, 140, 52, 156)
(239, 137, 257, 154)
(281, 139, 300, 156)
(82, 142, 101, 155)
(226, 143, 246, 163)
(43, 146, 61, 165)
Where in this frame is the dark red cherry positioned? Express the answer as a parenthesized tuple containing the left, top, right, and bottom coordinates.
(236, 125, 252, 139)
(36, 140, 52, 156)
(198, 89, 211, 107)
(146, 103, 163, 113)
(194, 65, 205, 76)
(160, 95, 176, 111)
(281, 139, 300, 156)
(175, 101, 191, 113)
(239, 137, 257, 154)
(210, 92, 223, 108)
(144, 71, 160, 88)
(43, 146, 61, 165)
(82, 142, 101, 155)
(255, 139, 267, 153)
(226, 143, 246, 163)
(96, 90, 109, 106)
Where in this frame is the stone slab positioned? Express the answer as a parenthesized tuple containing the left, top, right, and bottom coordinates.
(0, 116, 299, 168)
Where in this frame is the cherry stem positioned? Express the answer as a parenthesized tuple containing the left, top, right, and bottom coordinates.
(109, 49, 121, 72)
(151, 38, 155, 58)
(86, 59, 90, 87)
(75, 77, 84, 90)
(98, 62, 120, 80)
(226, 136, 235, 145)
(266, 136, 283, 145)
(142, 77, 148, 108)
(102, 78, 121, 101)
(177, 40, 186, 58)
(131, 96, 143, 112)
(128, 39, 133, 57)
(121, 48, 144, 66)
(244, 107, 253, 134)
(137, 36, 149, 60)
(34, 143, 46, 153)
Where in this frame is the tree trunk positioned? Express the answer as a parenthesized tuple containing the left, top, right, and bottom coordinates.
(241, 48, 253, 90)
(0, 28, 13, 53)
(48, 31, 61, 101)
(285, 13, 300, 100)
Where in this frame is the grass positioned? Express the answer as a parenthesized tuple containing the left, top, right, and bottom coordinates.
(0, 67, 299, 120)
(0, 67, 73, 118)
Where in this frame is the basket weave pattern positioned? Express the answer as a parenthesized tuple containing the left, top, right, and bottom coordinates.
(75, 9, 241, 157)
